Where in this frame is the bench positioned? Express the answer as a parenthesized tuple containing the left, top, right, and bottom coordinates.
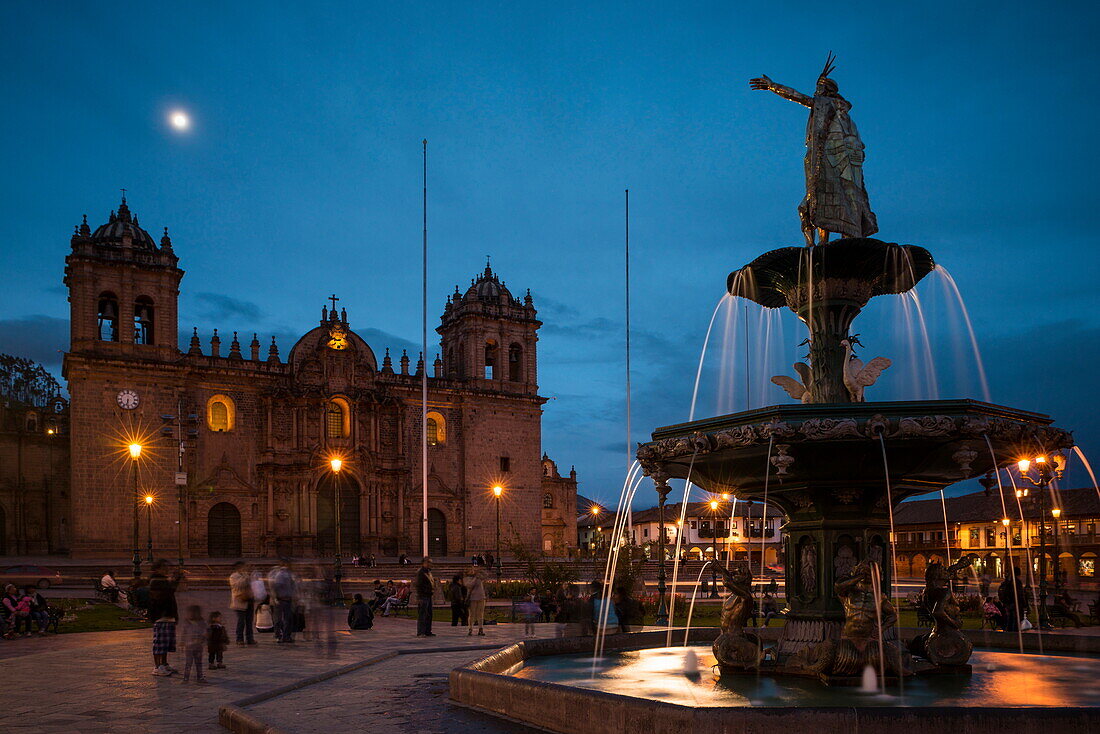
(94, 579, 120, 603)
(915, 603, 933, 628)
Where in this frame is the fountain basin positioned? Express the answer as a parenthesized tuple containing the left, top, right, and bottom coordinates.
(451, 631, 1099, 734)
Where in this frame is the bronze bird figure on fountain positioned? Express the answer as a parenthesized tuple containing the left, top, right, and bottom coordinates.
(750, 53, 877, 247)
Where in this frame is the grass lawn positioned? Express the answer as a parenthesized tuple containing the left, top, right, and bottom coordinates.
(51, 599, 151, 634)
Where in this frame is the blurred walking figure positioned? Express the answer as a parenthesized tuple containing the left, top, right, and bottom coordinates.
(207, 611, 229, 669)
(229, 562, 255, 645)
(348, 593, 374, 630)
(268, 560, 298, 643)
(464, 565, 487, 636)
(180, 604, 208, 683)
(520, 587, 540, 637)
(450, 573, 469, 627)
(415, 557, 437, 637)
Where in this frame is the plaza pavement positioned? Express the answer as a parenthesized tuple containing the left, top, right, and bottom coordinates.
(7, 586, 540, 733)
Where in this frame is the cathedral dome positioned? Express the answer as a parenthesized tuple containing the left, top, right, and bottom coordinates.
(90, 196, 156, 248)
(464, 260, 514, 303)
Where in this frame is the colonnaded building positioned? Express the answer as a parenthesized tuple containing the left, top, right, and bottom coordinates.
(1, 195, 579, 560)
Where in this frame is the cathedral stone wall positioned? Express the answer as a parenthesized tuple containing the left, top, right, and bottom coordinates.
(56, 197, 568, 560)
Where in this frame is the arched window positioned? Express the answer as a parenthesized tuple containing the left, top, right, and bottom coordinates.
(426, 411, 446, 446)
(327, 398, 350, 439)
(97, 292, 119, 342)
(484, 340, 498, 379)
(543, 492, 554, 509)
(133, 296, 155, 345)
(508, 343, 522, 382)
(206, 395, 235, 432)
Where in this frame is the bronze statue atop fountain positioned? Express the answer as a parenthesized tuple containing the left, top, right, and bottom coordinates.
(750, 53, 877, 247)
(712, 563, 765, 670)
(910, 554, 979, 666)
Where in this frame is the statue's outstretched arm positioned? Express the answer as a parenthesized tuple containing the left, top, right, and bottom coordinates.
(749, 75, 813, 108)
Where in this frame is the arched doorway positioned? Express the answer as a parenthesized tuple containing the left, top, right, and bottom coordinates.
(208, 503, 242, 557)
(427, 508, 447, 557)
(317, 474, 360, 557)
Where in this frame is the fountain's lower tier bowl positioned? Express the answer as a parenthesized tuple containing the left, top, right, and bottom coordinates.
(450, 630, 1099, 734)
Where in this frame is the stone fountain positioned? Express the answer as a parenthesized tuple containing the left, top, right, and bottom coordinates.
(449, 60, 1096, 733)
(636, 61, 1075, 683)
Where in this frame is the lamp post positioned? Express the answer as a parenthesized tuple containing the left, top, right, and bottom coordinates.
(492, 485, 504, 581)
(1016, 453, 1066, 629)
(1052, 507, 1064, 595)
(145, 495, 155, 562)
(129, 443, 142, 577)
(653, 474, 671, 626)
(709, 499, 721, 598)
(330, 457, 345, 606)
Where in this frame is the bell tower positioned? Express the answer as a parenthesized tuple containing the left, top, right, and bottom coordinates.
(438, 259, 540, 392)
(64, 194, 184, 362)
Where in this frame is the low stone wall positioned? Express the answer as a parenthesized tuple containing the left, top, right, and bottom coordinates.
(449, 629, 1099, 734)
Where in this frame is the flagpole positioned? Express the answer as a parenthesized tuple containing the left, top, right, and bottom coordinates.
(625, 189, 632, 540)
(421, 139, 429, 559)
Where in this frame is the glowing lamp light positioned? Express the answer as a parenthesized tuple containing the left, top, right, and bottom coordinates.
(1017, 459, 1031, 473)
(493, 485, 504, 498)
(128, 443, 142, 459)
(1036, 456, 1047, 464)
(1015, 489, 1023, 498)
(1052, 508, 1062, 519)
(144, 495, 154, 505)
(46, 428, 55, 435)
(1001, 518, 1011, 527)
(709, 500, 719, 511)
(329, 457, 343, 472)
(721, 493, 730, 501)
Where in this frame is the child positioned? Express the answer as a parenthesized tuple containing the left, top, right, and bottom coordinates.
(208, 611, 229, 669)
(254, 602, 274, 633)
(520, 587, 540, 638)
(179, 605, 208, 683)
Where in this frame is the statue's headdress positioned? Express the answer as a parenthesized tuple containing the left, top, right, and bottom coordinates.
(817, 52, 839, 94)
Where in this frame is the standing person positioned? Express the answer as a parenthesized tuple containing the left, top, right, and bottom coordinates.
(449, 573, 469, 627)
(228, 562, 255, 646)
(766, 576, 779, 598)
(464, 565, 487, 636)
(269, 560, 298, 643)
(415, 557, 436, 638)
(590, 581, 618, 633)
(979, 572, 992, 599)
(148, 559, 182, 677)
(613, 588, 643, 633)
(179, 604, 208, 683)
(998, 565, 1027, 631)
(485, 551, 495, 571)
(369, 553, 377, 569)
(555, 584, 586, 638)
(521, 587, 540, 637)
(207, 611, 229, 669)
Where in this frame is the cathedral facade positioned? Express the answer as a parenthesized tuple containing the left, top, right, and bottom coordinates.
(60, 196, 576, 559)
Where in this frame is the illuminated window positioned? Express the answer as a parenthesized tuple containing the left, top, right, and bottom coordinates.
(426, 411, 446, 445)
(543, 493, 553, 509)
(1080, 556, 1096, 578)
(484, 340, 498, 379)
(326, 399, 350, 439)
(206, 395, 235, 432)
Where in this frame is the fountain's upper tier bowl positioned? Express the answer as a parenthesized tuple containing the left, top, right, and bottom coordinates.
(727, 237, 936, 310)
(637, 400, 1073, 510)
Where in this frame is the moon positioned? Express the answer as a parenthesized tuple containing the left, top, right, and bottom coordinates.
(169, 110, 190, 131)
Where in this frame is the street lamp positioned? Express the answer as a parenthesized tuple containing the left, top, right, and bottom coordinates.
(145, 495, 155, 562)
(709, 499, 722, 598)
(129, 443, 142, 577)
(492, 485, 504, 580)
(1052, 506, 1064, 593)
(330, 457, 345, 606)
(1016, 453, 1066, 628)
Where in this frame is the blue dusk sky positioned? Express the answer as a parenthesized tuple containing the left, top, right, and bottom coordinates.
(2, 2, 1098, 508)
